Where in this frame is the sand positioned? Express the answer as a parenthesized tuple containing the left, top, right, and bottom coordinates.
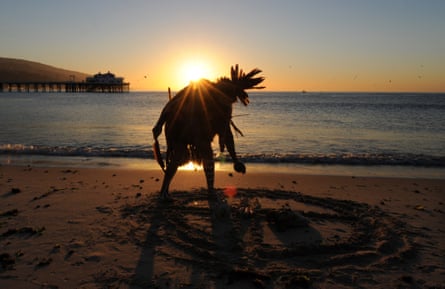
(0, 165, 444, 288)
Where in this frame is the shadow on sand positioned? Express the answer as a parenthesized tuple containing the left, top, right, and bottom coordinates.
(121, 189, 415, 289)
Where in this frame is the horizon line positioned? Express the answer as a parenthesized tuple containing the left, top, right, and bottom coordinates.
(131, 89, 445, 94)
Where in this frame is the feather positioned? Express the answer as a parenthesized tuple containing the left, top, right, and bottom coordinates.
(229, 65, 265, 90)
(153, 140, 165, 172)
(241, 68, 264, 89)
(231, 65, 239, 82)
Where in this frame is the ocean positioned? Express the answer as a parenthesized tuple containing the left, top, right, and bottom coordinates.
(1, 91, 444, 178)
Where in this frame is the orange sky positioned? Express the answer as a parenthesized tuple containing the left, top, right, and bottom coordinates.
(1, 1, 444, 92)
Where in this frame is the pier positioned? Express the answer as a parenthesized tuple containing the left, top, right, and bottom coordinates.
(0, 72, 130, 93)
(0, 81, 130, 93)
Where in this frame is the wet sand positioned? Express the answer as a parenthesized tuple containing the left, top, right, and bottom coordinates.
(1, 165, 444, 288)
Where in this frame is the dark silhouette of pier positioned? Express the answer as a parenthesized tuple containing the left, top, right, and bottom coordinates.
(1, 72, 130, 93)
(0, 81, 130, 93)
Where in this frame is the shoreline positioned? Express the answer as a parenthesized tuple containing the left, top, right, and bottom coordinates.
(1, 155, 444, 180)
(1, 164, 444, 288)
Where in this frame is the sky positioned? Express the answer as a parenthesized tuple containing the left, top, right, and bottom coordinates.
(1, 0, 444, 92)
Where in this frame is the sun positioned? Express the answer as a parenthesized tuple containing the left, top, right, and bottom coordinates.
(179, 60, 212, 85)
(184, 64, 205, 82)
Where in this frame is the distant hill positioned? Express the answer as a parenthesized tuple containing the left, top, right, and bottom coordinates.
(0, 57, 91, 82)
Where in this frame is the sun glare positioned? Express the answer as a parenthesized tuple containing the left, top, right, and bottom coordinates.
(179, 60, 212, 86)
(179, 161, 203, 171)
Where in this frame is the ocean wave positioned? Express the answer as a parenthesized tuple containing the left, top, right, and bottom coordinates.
(234, 153, 445, 167)
(1, 144, 444, 167)
(0, 144, 154, 158)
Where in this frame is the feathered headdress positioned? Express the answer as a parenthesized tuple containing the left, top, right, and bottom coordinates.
(230, 64, 265, 105)
(231, 64, 265, 90)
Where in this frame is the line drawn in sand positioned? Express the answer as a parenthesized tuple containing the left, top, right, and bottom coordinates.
(113, 189, 417, 288)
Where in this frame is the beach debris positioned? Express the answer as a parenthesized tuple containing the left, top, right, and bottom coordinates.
(400, 275, 414, 284)
(238, 197, 261, 218)
(61, 169, 77, 174)
(414, 205, 425, 211)
(1, 226, 45, 238)
(10, 187, 21, 194)
(51, 244, 61, 254)
(14, 249, 24, 257)
(35, 257, 53, 269)
(64, 250, 75, 260)
(277, 273, 312, 289)
(96, 206, 113, 214)
(0, 253, 15, 271)
(0, 209, 19, 217)
(84, 252, 103, 262)
(267, 204, 309, 232)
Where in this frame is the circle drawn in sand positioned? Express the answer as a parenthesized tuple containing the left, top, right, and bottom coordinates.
(121, 189, 416, 288)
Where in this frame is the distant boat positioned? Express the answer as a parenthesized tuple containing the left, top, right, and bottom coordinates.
(301, 90, 307, 94)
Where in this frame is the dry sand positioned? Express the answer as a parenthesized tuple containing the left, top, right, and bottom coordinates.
(0, 165, 444, 288)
